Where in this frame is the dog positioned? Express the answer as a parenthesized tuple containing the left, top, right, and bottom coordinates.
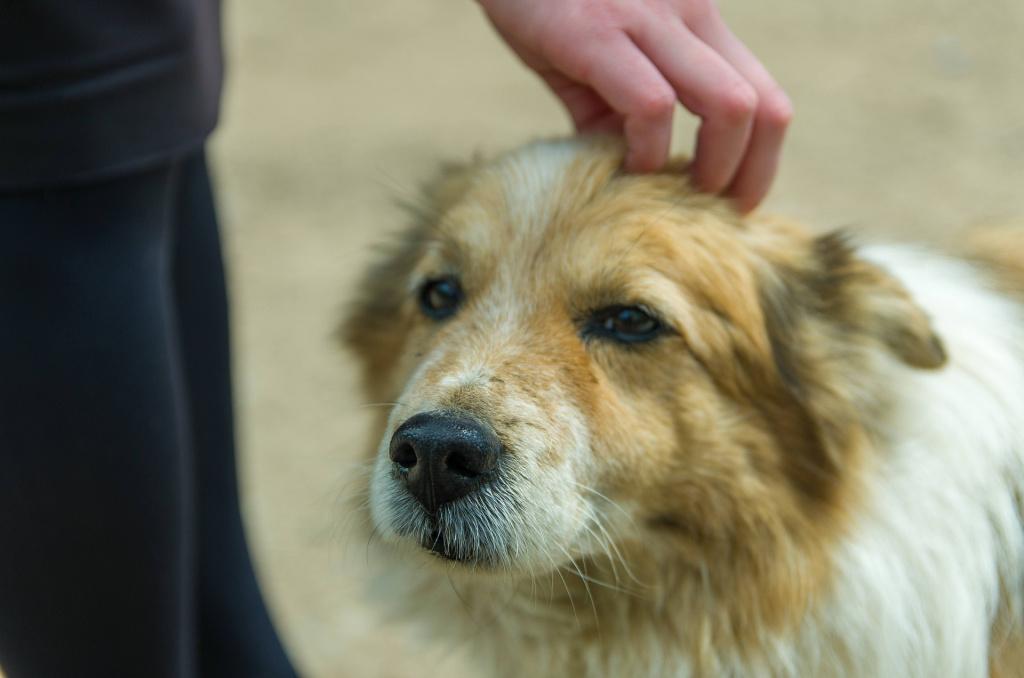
(342, 136, 1024, 677)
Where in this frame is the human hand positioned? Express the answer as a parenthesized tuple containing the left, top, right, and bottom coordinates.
(477, 0, 792, 212)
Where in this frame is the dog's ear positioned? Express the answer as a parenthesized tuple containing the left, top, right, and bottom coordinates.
(726, 228, 947, 501)
(751, 227, 946, 376)
(800, 232, 946, 370)
(338, 223, 423, 403)
(402, 158, 481, 222)
(339, 160, 479, 401)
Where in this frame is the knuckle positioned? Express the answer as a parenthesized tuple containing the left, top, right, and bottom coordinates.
(682, 0, 721, 29)
(714, 81, 758, 123)
(633, 86, 676, 120)
(573, 0, 631, 35)
(759, 90, 794, 128)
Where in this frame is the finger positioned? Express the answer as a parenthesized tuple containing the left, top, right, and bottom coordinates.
(689, 20, 793, 211)
(549, 33, 676, 172)
(629, 19, 757, 194)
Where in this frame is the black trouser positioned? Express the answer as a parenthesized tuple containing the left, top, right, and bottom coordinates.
(0, 153, 298, 678)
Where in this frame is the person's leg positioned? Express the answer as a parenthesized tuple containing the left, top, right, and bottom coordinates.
(0, 165, 196, 677)
(171, 152, 299, 678)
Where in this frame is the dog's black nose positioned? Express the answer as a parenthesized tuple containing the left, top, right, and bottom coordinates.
(389, 411, 500, 513)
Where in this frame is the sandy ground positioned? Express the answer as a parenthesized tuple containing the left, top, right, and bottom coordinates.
(209, 1, 1024, 675)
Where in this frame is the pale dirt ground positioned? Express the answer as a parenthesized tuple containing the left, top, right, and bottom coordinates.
(209, 1, 1024, 676)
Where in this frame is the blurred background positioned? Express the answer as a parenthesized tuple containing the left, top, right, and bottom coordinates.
(210, 1, 1023, 675)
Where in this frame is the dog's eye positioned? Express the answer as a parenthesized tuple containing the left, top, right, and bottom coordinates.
(584, 306, 663, 344)
(418, 277, 462, 319)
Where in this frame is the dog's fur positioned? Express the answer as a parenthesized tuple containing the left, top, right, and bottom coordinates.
(342, 137, 1024, 677)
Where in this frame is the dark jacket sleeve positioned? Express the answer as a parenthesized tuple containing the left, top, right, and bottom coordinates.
(0, 0, 223, 189)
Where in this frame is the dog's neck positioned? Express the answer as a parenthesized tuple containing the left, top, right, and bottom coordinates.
(406, 535, 829, 678)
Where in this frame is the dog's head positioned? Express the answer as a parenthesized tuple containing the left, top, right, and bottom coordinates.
(342, 138, 946, 578)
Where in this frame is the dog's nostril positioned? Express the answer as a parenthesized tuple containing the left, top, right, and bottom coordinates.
(392, 442, 417, 470)
(446, 449, 484, 479)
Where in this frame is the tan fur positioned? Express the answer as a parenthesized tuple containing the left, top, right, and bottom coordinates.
(962, 222, 1024, 301)
(991, 610, 1024, 678)
(341, 138, 1022, 677)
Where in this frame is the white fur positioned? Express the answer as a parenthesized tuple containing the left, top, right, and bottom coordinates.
(590, 248, 1024, 678)
(490, 138, 585, 238)
(775, 247, 1024, 677)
